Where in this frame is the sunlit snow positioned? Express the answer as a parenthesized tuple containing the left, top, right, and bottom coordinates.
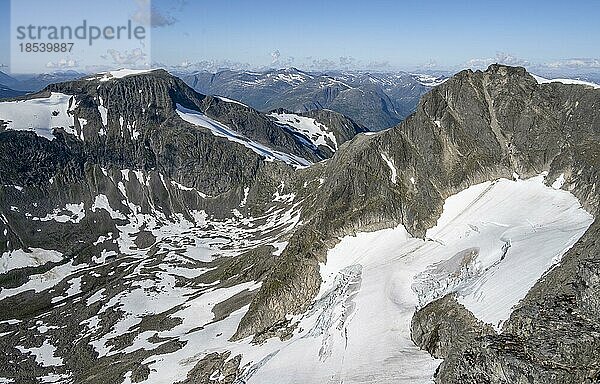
(532, 74, 600, 89)
(0, 93, 77, 139)
(269, 112, 338, 152)
(243, 174, 592, 383)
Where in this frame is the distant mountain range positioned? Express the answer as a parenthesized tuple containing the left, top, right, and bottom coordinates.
(0, 70, 85, 94)
(177, 67, 448, 131)
(0, 68, 445, 130)
(0, 84, 26, 99)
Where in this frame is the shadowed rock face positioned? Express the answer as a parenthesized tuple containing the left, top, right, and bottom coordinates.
(411, 294, 496, 360)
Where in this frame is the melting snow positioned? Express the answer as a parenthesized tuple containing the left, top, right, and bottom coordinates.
(35, 203, 85, 223)
(216, 96, 248, 107)
(17, 340, 63, 367)
(0, 261, 81, 300)
(552, 173, 565, 189)
(0, 248, 63, 274)
(98, 106, 108, 127)
(91, 194, 126, 220)
(240, 187, 250, 207)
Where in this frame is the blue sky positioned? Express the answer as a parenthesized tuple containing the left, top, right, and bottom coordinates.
(1, 0, 600, 73)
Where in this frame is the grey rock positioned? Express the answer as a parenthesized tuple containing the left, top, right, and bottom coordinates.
(411, 294, 495, 360)
(175, 351, 241, 384)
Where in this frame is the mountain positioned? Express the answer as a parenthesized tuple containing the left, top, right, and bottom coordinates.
(268, 108, 369, 157)
(179, 67, 445, 131)
(0, 65, 598, 384)
(0, 84, 27, 99)
(0, 71, 18, 88)
(0, 70, 85, 92)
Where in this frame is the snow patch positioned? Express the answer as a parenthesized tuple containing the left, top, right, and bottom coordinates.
(94, 69, 155, 82)
(552, 173, 565, 189)
(0, 93, 78, 139)
(17, 340, 63, 367)
(91, 194, 126, 220)
(533, 74, 600, 89)
(35, 203, 85, 223)
(380, 152, 398, 183)
(0, 248, 63, 274)
(269, 112, 338, 152)
(216, 96, 248, 107)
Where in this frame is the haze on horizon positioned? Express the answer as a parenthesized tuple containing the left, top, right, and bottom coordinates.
(1, 0, 599, 74)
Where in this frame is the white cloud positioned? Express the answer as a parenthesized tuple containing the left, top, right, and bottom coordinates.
(271, 49, 281, 64)
(465, 52, 530, 69)
(339, 56, 356, 67)
(168, 60, 252, 72)
(46, 58, 79, 69)
(269, 50, 295, 67)
(543, 58, 600, 69)
(365, 60, 392, 70)
(308, 58, 338, 70)
(103, 48, 148, 66)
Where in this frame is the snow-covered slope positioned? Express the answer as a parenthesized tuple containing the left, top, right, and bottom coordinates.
(239, 174, 592, 383)
(269, 112, 339, 152)
(176, 105, 312, 167)
(532, 74, 600, 89)
(215, 95, 249, 107)
(0, 93, 78, 139)
(87, 69, 158, 82)
(412, 73, 448, 87)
